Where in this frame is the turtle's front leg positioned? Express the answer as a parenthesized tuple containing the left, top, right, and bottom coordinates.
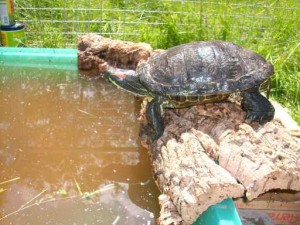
(146, 96, 165, 139)
(241, 86, 275, 122)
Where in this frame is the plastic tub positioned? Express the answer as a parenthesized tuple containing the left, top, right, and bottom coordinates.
(194, 198, 242, 225)
(0, 47, 242, 225)
(0, 47, 78, 70)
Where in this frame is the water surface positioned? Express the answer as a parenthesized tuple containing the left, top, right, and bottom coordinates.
(0, 67, 160, 225)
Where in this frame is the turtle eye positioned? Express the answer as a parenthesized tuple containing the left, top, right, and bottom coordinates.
(98, 49, 108, 59)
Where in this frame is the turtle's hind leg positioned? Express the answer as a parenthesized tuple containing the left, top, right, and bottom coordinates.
(146, 96, 165, 139)
(241, 86, 275, 122)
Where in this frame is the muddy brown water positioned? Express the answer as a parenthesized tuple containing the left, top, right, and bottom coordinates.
(0, 67, 160, 225)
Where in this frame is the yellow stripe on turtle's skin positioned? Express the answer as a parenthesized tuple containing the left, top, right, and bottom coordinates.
(164, 93, 230, 108)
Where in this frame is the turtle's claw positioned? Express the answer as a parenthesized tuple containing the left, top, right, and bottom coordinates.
(245, 111, 274, 124)
(242, 86, 275, 124)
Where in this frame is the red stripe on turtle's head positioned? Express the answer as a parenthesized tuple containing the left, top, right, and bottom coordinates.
(111, 72, 127, 80)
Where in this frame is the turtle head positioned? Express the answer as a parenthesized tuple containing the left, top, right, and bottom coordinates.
(104, 66, 149, 96)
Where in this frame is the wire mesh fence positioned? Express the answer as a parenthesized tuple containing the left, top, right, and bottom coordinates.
(14, 0, 300, 48)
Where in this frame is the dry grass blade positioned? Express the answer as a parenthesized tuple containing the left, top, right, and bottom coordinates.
(0, 177, 20, 185)
(73, 177, 83, 196)
(20, 189, 47, 209)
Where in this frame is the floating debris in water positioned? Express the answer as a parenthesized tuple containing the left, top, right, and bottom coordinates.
(112, 215, 120, 225)
(0, 177, 20, 185)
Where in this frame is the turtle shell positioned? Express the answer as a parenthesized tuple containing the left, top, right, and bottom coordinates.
(137, 41, 274, 96)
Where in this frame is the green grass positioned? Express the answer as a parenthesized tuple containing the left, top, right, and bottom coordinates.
(14, 0, 300, 124)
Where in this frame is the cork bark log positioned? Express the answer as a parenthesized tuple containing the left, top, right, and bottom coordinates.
(78, 34, 153, 76)
(151, 130, 245, 224)
(139, 102, 300, 224)
(78, 34, 300, 225)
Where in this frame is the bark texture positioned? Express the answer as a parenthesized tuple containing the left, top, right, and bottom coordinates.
(153, 131, 245, 224)
(140, 102, 300, 224)
(78, 34, 153, 76)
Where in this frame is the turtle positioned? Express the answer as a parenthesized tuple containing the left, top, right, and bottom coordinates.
(104, 41, 275, 139)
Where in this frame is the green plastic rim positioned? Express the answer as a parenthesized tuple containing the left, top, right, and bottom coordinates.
(0, 47, 78, 70)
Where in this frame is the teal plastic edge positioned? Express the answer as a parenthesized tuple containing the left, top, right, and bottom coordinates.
(0, 47, 78, 70)
(193, 198, 242, 225)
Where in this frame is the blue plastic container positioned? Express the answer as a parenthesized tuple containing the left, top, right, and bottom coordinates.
(194, 198, 242, 225)
(0, 47, 78, 69)
(0, 47, 243, 225)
